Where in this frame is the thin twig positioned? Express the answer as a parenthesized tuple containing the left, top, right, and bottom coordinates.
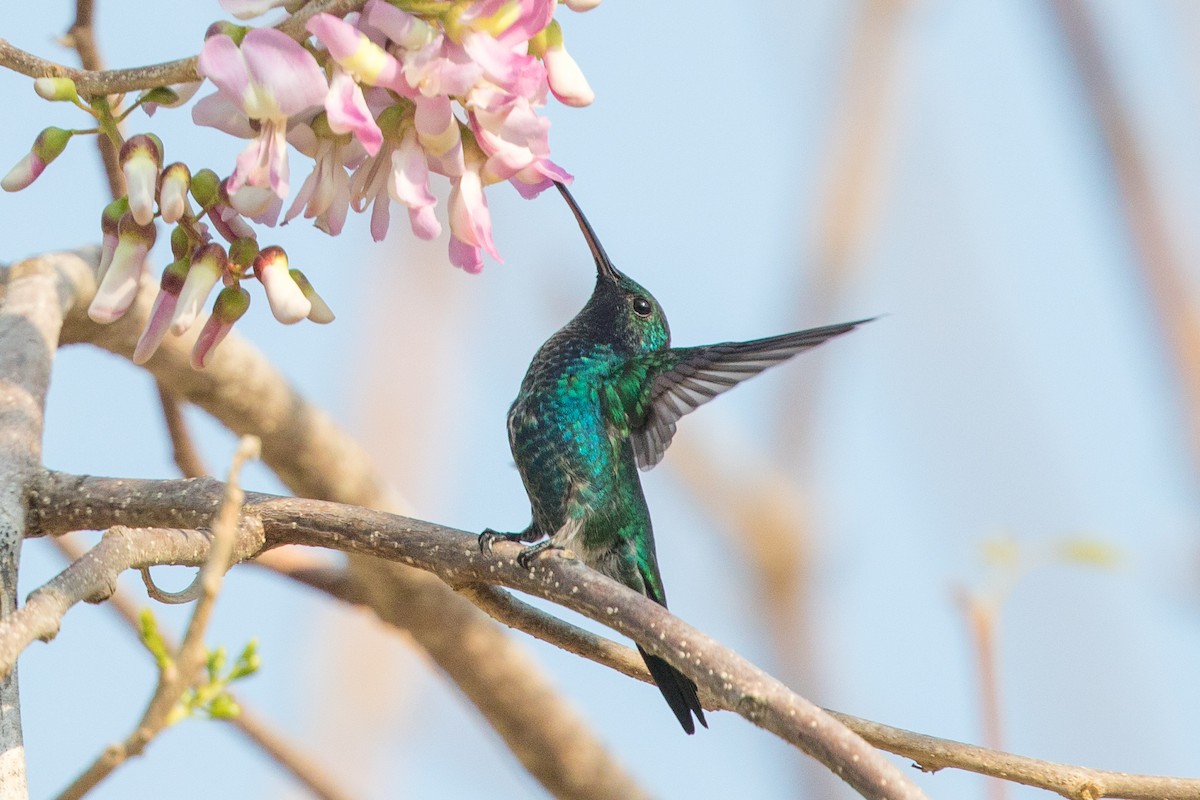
(48, 535, 356, 800)
(155, 383, 208, 478)
(55, 437, 259, 800)
(958, 589, 1008, 800)
(63, 0, 122, 199)
(0, 0, 368, 96)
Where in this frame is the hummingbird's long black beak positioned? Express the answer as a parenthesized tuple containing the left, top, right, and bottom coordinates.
(555, 181, 621, 282)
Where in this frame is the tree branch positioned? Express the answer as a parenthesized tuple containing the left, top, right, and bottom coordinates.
(25, 471, 1200, 800)
(26, 473, 923, 800)
(0, 253, 86, 798)
(0, 0, 368, 96)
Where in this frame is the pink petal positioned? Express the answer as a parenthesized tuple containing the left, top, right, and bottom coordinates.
(197, 35, 251, 102)
(241, 28, 327, 117)
(408, 205, 440, 240)
(388, 130, 435, 208)
(326, 70, 382, 156)
(545, 46, 594, 107)
(448, 236, 483, 273)
(192, 92, 256, 138)
(369, 191, 392, 241)
(448, 168, 499, 261)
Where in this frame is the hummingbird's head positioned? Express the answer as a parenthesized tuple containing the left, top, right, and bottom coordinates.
(555, 182, 671, 354)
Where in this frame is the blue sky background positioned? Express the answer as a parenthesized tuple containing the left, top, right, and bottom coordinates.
(3, 2, 1200, 798)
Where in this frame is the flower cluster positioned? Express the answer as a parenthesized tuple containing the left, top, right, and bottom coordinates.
(2, 0, 596, 367)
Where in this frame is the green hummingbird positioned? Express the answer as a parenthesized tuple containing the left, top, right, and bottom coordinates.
(481, 183, 872, 734)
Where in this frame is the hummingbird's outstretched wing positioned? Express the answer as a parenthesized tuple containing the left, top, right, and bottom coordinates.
(629, 318, 873, 470)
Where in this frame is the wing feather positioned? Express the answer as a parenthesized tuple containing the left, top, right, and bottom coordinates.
(631, 318, 873, 469)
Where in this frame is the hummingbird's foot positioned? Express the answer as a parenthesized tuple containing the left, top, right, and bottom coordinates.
(479, 528, 533, 554)
(516, 540, 557, 570)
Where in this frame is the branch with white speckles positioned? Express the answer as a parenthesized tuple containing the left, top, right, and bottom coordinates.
(25, 471, 926, 800)
(23, 473, 1200, 800)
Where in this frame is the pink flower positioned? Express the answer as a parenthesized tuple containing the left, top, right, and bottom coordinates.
(195, 28, 327, 200)
(414, 95, 464, 177)
(285, 119, 364, 236)
(367, 1, 481, 98)
(348, 139, 395, 242)
(307, 12, 416, 154)
(468, 86, 551, 184)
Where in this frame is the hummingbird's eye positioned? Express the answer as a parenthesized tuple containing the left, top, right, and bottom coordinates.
(632, 297, 653, 318)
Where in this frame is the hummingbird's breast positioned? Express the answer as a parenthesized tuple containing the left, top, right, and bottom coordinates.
(506, 332, 639, 544)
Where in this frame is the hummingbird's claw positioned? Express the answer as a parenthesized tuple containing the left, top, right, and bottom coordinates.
(479, 528, 538, 554)
(478, 528, 506, 554)
(516, 540, 556, 570)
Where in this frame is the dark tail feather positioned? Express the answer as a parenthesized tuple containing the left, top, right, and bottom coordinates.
(637, 645, 708, 734)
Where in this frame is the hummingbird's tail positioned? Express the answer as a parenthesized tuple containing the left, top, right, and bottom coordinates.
(637, 644, 708, 735)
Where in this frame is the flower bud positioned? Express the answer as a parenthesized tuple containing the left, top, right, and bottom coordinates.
(170, 224, 194, 261)
(89, 213, 157, 324)
(138, 82, 201, 116)
(227, 237, 260, 270)
(121, 134, 164, 225)
(542, 22, 593, 108)
(34, 77, 78, 103)
(189, 168, 222, 209)
(2, 127, 72, 192)
(133, 258, 191, 364)
(205, 21, 250, 43)
(563, 0, 602, 10)
(288, 269, 335, 324)
(157, 162, 191, 224)
(192, 285, 251, 369)
(97, 196, 130, 283)
(171, 243, 227, 335)
(254, 246, 311, 324)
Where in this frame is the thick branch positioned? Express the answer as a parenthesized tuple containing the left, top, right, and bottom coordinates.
(25, 472, 1200, 800)
(27, 473, 921, 800)
(0, 253, 88, 798)
(0, 0, 367, 96)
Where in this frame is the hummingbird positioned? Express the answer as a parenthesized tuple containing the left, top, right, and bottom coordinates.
(481, 182, 872, 734)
